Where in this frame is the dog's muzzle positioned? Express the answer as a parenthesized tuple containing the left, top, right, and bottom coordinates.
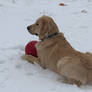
(35, 33, 38, 36)
(27, 26, 30, 30)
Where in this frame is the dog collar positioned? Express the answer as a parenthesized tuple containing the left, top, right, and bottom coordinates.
(41, 32, 58, 41)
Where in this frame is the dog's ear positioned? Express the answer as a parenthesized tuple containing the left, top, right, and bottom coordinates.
(39, 19, 49, 39)
(47, 20, 59, 35)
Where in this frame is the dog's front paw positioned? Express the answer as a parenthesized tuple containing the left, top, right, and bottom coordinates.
(21, 54, 40, 64)
(21, 54, 34, 64)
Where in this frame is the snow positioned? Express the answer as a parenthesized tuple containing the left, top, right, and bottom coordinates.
(0, 0, 92, 92)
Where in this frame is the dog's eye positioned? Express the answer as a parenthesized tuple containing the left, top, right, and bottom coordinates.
(36, 23, 39, 26)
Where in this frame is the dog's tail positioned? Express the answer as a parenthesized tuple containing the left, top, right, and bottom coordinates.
(85, 52, 92, 69)
(87, 71, 92, 84)
(85, 52, 92, 84)
(85, 52, 92, 61)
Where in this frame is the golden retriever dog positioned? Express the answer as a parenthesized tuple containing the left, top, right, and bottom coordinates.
(22, 16, 92, 86)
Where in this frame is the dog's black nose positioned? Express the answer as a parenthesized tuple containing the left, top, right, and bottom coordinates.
(27, 26, 30, 30)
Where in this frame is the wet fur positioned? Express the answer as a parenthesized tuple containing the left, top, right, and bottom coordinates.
(24, 16, 92, 86)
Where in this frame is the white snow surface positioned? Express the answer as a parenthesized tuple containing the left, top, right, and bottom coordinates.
(0, 0, 92, 92)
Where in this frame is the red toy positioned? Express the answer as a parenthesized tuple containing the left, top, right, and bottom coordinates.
(59, 3, 67, 6)
(25, 41, 38, 57)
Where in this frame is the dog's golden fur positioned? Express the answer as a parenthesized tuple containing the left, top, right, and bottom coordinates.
(23, 16, 92, 86)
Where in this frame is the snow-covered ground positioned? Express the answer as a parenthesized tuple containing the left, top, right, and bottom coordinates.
(0, 0, 92, 92)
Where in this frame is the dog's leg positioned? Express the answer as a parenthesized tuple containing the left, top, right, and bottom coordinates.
(39, 62, 47, 69)
(21, 54, 46, 69)
(57, 56, 88, 86)
(59, 77, 82, 87)
(21, 54, 40, 64)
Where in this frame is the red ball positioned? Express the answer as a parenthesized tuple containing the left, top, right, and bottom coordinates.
(25, 41, 38, 57)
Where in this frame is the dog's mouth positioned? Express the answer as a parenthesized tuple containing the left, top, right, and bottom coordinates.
(27, 26, 38, 36)
(27, 27, 38, 36)
(28, 30, 38, 36)
(35, 33, 38, 36)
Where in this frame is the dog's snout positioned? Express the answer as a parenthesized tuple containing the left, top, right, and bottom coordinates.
(27, 26, 30, 30)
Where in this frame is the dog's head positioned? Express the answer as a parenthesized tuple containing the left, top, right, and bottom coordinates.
(27, 16, 59, 40)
